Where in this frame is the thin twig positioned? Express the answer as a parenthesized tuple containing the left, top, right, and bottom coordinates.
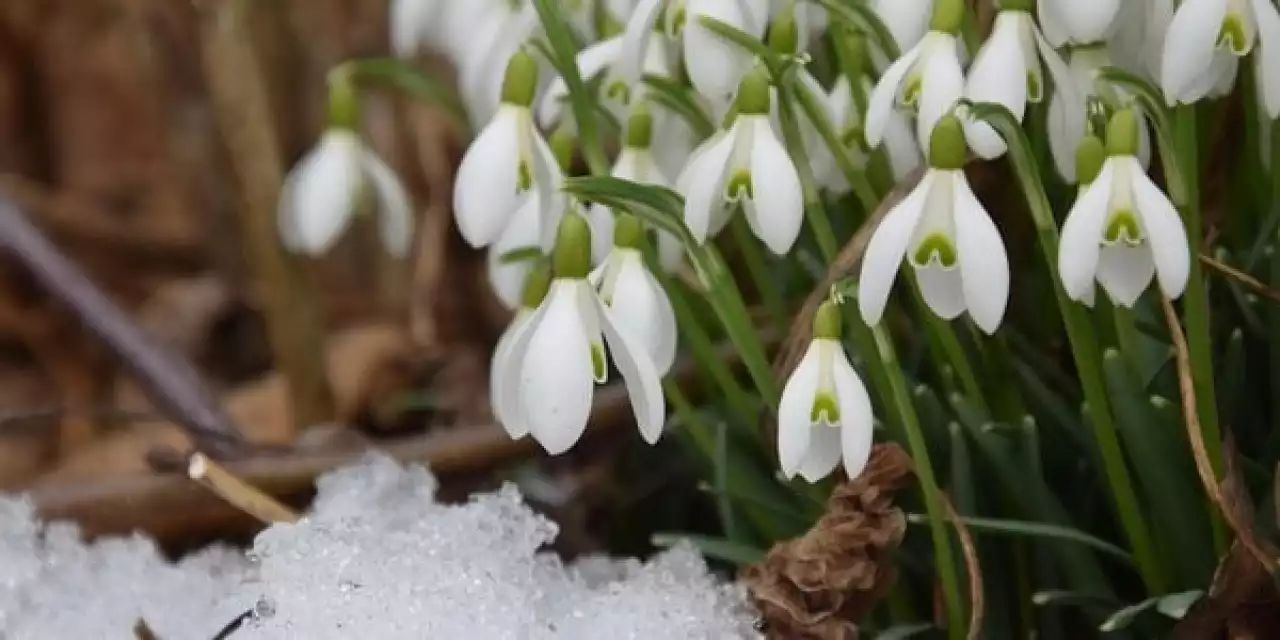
(188, 452, 300, 524)
(0, 197, 246, 458)
(942, 494, 985, 640)
(1161, 296, 1279, 573)
(1198, 253, 1280, 304)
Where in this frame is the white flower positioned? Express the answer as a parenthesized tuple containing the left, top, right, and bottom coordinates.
(278, 130, 412, 257)
(487, 195, 546, 310)
(865, 29, 965, 154)
(390, 0, 445, 58)
(536, 31, 676, 128)
(454, 2, 542, 123)
(683, 0, 768, 102)
(1046, 45, 1152, 184)
(824, 76, 921, 191)
(963, 9, 1074, 159)
(593, 228, 679, 375)
(492, 306, 537, 438)
(1037, 0, 1122, 47)
(869, 0, 935, 70)
(1109, 0, 1175, 80)
(588, 133, 684, 271)
(778, 304, 874, 482)
(1059, 111, 1190, 307)
(454, 51, 564, 248)
(1161, 0, 1280, 117)
(859, 115, 1010, 334)
(497, 215, 666, 454)
(679, 70, 804, 255)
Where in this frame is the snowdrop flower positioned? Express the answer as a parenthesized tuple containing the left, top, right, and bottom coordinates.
(278, 80, 412, 257)
(588, 105, 684, 271)
(1161, 0, 1280, 116)
(1037, 0, 1122, 47)
(964, 1, 1075, 159)
(452, 2, 544, 122)
(487, 194, 545, 309)
(683, 0, 769, 103)
(859, 114, 1010, 334)
(1110, 0, 1175, 79)
(454, 50, 563, 249)
(390, 0, 445, 58)
(825, 75, 922, 190)
(778, 301, 874, 482)
(1046, 44, 1151, 183)
(496, 213, 666, 454)
(592, 214, 678, 375)
(491, 262, 551, 438)
(680, 67, 804, 255)
(868, 0, 935, 70)
(1059, 109, 1190, 307)
(865, 0, 966, 153)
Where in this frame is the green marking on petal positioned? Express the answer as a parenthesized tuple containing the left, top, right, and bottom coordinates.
(665, 3, 686, 36)
(606, 79, 631, 106)
(841, 125, 867, 151)
(1103, 210, 1144, 246)
(517, 159, 533, 192)
(810, 391, 841, 425)
(726, 168, 753, 201)
(911, 232, 959, 268)
(590, 343, 608, 382)
(1218, 14, 1251, 55)
(1027, 71, 1043, 103)
(900, 74, 923, 110)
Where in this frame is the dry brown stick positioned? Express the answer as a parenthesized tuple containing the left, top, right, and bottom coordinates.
(196, 0, 336, 433)
(188, 451, 299, 524)
(1162, 296, 1279, 573)
(0, 196, 246, 458)
(1199, 254, 1280, 304)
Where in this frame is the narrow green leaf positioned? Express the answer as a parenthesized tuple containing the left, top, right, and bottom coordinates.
(808, 0, 901, 62)
(531, 0, 609, 175)
(906, 513, 1134, 566)
(641, 74, 716, 138)
(498, 246, 543, 265)
(650, 533, 765, 566)
(696, 16, 779, 68)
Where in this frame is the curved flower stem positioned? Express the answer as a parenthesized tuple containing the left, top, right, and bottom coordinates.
(972, 101, 1166, 594)
(777, 72, 965, 638)
(1173, 106, 1229, 553)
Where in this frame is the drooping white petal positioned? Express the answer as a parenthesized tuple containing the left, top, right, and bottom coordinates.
(604, 252, 677, 375)
(916, 262, 966, 319)
(520, 282, 596, 455)
(1161, 0, 1230, 105)
(916, 37, 965, 151)
(498, 292, 559, 440)
(883, 109, 924, 180)
(865, 43, 924, 148)
(487, 195, 542, 309)
(617, 0, 666, 86)
(594, 292, 667, 444)
(831, 348, 874, 479)
(1128, 162, 1191, 299)
(537, 37, 624, 128)
(858, 172, 935, 326)
(777, 342, 820, 479)
(531, 127, 567, 250)
(279, 131, 363, 255)
(360, 148, 415, 258)
(871, 0, 933, 55)
(1096, 242, 1157, 307)
(1037, 0, 1070, 47)
(461, 5, 539, 124)
(454, 106, 524, 247)
(680, 129, 737, 243)
(391, 0, 436, 57)
(587, 203, 616, 267)
(492, 308, 535, 438)
(953, 174, 1010, 333)
(1253, 0, 1280, 118)
(684, 0, 755, 100)
(744, 118, 804, 255)
(1040, 0, 1122, 46)
(964, 12, 1029, 159)
(1058, 161, 1117, 302)
(654, 105, 700, 178)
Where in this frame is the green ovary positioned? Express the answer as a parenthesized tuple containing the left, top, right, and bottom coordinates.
(591, 343, 607, 382)
(1103, 210, 1144, 246)
(911, 232, 958, 268)
(810, 392, 841, 425)
(725, 168, 753, 201)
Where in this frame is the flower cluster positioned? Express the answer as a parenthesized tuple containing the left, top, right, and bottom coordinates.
(264, 0, 1280, 481)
